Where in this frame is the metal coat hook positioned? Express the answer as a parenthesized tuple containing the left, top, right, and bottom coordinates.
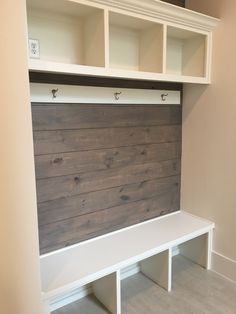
(161, 93, 168, 101)
(114, 91, 122, 101)
(52, 88, 59, 99)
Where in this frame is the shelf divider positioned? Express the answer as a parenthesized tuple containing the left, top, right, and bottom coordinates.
(140, 248, 172, 292)
(93, 271, 121, 314)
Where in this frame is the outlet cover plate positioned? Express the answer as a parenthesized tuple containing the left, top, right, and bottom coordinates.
(29, 39, 40, 59)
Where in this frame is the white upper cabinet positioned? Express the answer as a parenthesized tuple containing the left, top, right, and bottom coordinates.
(26, 0, 219, 84)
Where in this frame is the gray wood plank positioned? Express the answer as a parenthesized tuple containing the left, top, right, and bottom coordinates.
(162, 0, 185, 7)
(39, 190, 180, 254)
(32, 104, 181, 131)
(38, 175, 180, 226)
(35, 142, 181, 179)
(34, 125, 181, 155)
(30, 72, 183, 91)
(36, 159, 181, 203)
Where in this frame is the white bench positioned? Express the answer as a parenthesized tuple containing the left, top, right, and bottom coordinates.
(41, 211, 214, 314)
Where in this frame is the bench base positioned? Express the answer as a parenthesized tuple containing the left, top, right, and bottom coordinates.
(41, 211, 214, 314)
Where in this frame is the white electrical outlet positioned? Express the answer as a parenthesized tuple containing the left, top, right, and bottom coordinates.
(29, 39, 40, 59)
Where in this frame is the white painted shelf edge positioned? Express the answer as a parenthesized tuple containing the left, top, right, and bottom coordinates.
(40, 210, 215, 301)
(90, 0, 219, 31)
(29, 60, 211, 84)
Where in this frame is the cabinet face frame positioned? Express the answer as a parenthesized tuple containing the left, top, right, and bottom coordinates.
(26, 0, 218, 84)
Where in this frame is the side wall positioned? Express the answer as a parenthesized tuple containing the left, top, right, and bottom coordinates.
(0, 1, 42, 314)
(183, 0, 236, 281)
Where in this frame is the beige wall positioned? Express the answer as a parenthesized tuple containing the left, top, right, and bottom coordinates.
(0, 1, 42, 313)
(183, 0, 236, 277)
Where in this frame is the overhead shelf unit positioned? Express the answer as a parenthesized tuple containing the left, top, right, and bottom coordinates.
(26, 0, 219, 84)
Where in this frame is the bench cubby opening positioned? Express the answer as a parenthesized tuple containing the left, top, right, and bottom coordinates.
(177, 232, 212, 270)
(27, 0, 105, 67)
(51, 294, 109, 314)
(46, 271, 120, 314)
(120, 249, 172, 312)
(139, 249, 172, 292)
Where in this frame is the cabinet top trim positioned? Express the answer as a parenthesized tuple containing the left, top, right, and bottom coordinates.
(85, 0, 219, 31)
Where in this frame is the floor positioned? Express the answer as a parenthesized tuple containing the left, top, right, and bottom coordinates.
(53, 256, 236, 314)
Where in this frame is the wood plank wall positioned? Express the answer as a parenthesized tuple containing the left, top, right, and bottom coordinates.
(32, 102, 182, 254)
(162, 0, 185, 7)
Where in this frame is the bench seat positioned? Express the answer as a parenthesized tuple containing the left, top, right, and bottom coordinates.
(40, 210, 214, 313)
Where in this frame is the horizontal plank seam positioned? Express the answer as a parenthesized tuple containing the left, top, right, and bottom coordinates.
(31, 103, 182, 107)
(35, 157, 181, 179)
(38, 189, 180, 227)
(36, 163, 181, 180)
(37, 173, 181, 203)
(34, 140, 182, 157)
(37, 174, 181, 205)
(32, 123, 182, 132)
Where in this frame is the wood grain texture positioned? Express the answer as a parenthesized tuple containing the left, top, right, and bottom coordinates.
(36, 159, 181, 203)
(39, 189, 180, 253)
(32, 103, 182, 254)
(35, 142, 181, 179)
(38, 175, 180, 226)
(162, 0, 185, 7)
(34, 125, 181, 155)
(29, 72, 183, 91)
(32, 104, 181, 131)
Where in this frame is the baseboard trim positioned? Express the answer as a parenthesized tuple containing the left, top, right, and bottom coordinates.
(50, 284, 92, 312)
(211, 251, 236, 283)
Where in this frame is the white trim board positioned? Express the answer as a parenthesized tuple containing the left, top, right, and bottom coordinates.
(88, 0, 219, 31)
(30, 83, 181, 104)
(211, 251, 236, 284)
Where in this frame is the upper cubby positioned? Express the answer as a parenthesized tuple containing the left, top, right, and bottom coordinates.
(26, 0, 219, 84)
(27, 0, 105, 67)
(109, 12, 164, 73)
(166, 26, 207, 78)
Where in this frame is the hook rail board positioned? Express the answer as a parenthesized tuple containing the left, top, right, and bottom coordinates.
(30, 83, 181, 104)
